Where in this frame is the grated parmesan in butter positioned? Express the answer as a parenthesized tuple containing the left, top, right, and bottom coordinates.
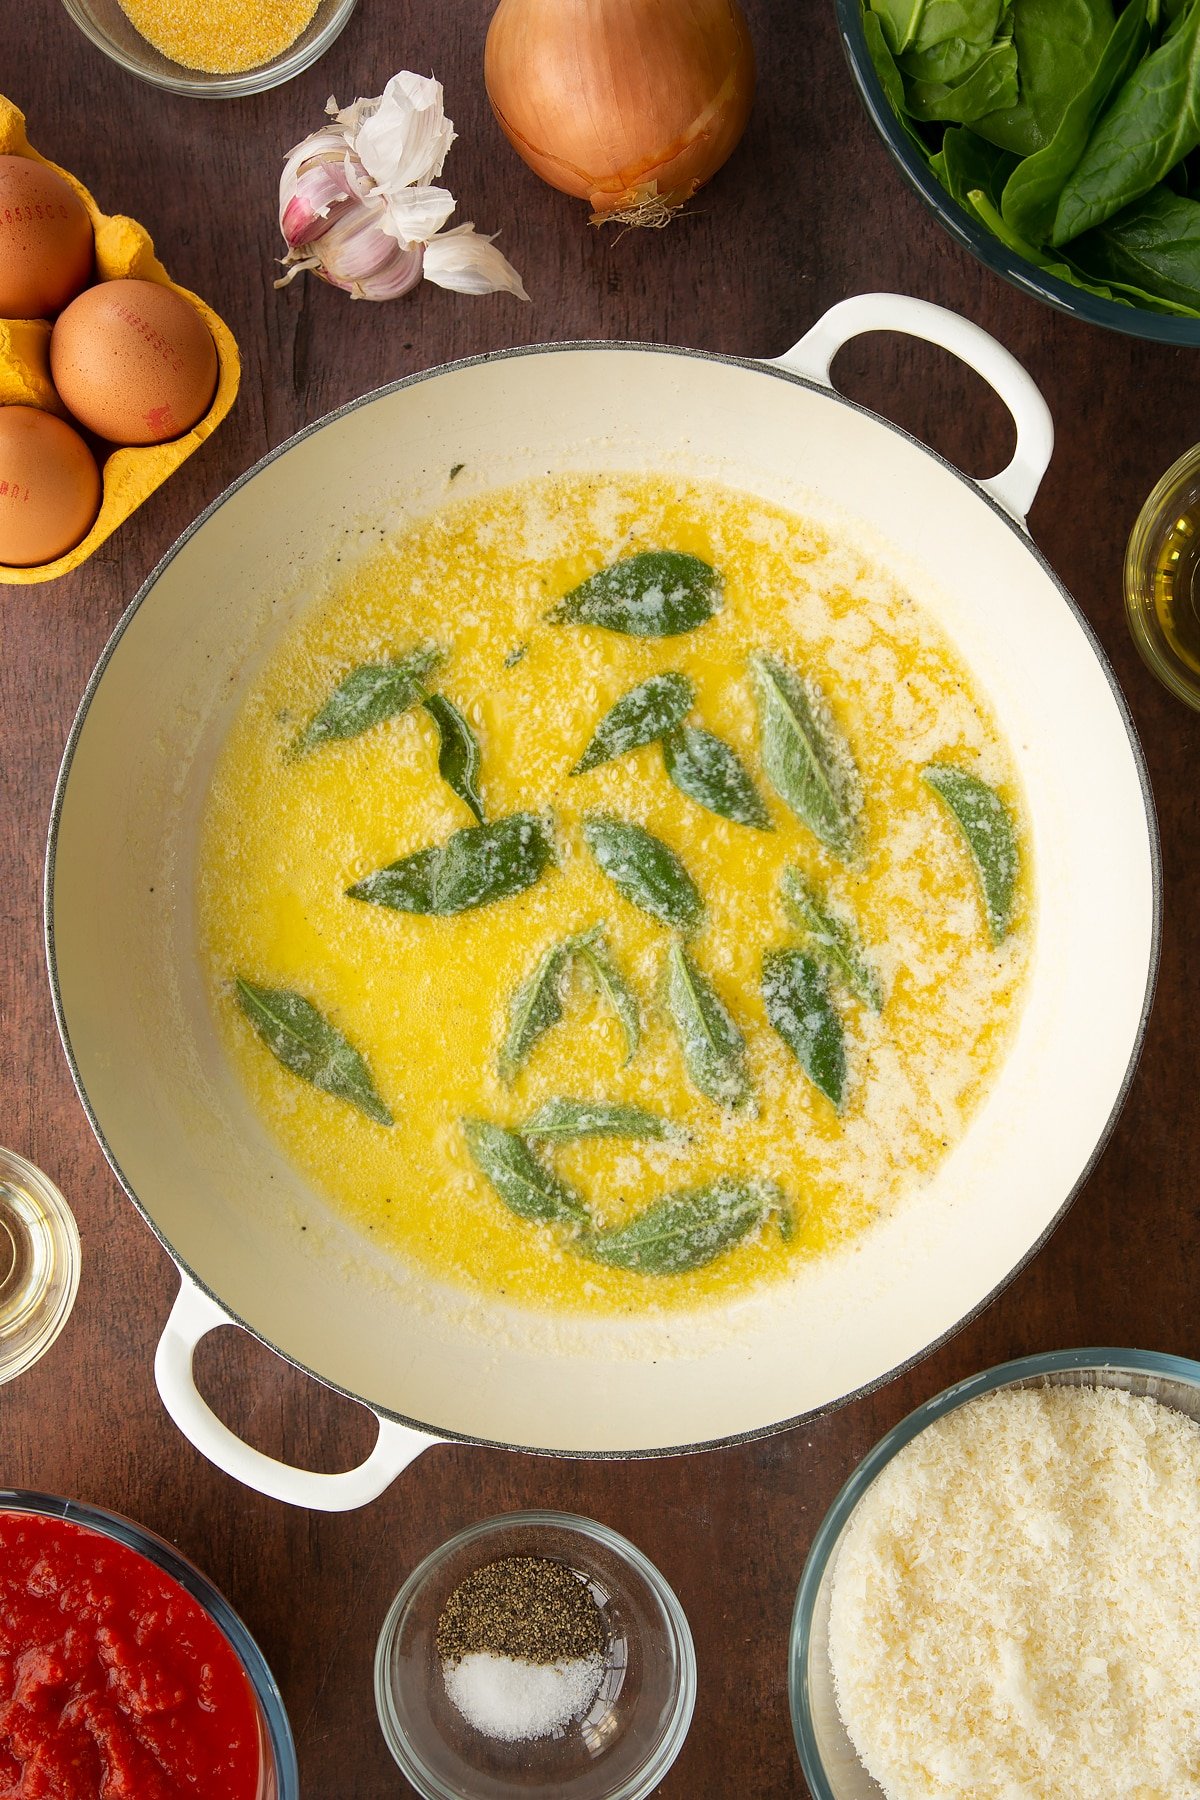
(198, 473, 1033, 1315)
(828, 1385, 1200, 1800)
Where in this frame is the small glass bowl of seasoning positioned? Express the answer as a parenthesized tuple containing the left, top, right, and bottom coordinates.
(59, 0, 356, 98)
(1125, 440, 1200, 711)
(0, 1148, 81, 1384)
(375, 1511, 696, 1800)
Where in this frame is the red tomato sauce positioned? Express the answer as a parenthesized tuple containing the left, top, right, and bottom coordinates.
(0, 1510, 261, 1799)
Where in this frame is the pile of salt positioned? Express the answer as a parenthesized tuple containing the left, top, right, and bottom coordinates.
(443, 1649, 604, 1742)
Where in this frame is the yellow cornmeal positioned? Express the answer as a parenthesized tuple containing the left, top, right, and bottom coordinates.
(198, 474, 1033, 1315)
(117, 0, 320, 73)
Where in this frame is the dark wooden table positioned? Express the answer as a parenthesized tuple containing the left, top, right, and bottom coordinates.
(4, 3, 1199, 1794)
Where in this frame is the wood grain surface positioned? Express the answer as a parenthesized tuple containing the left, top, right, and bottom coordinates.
(3, 2, 1199, 1794)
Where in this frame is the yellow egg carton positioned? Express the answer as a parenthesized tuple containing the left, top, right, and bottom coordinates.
(0, 95, 240, 584)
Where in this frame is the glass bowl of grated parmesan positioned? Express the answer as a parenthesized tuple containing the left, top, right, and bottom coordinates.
(790, 1348, 1200, 1800)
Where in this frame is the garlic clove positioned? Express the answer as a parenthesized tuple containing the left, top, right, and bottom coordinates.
(354, 73, 456, 192)
(312, 203, 405, 281)
(422, 223, 530, 300)
(353, 245, 426, 300)
(280, 162, 359, 247)
(375, 183, 456, 246)
(278, 127, 352, 227)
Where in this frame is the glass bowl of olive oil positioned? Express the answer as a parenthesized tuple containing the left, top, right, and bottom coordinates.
(1125, 444, 1200, 711)
(0, 1149, 81, 1383)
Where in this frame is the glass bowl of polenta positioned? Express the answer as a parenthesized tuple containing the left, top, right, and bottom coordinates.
(60, 0, 356, 96)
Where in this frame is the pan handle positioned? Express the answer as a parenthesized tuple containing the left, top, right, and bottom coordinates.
(154, 1278, 440, 1511)
(771, 292, 1054, 528)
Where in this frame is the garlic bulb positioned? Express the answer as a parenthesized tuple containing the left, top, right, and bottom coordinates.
(277, 73, 529, 302)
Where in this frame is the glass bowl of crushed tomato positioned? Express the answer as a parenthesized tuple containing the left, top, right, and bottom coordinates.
(0, 1490, 297, 1798)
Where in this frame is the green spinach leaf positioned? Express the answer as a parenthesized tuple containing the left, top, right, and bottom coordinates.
(896, 0, 1010, 82)
(931, 125, 1018, 207)
(870, 0, 932, 55)
(1001, 0, 1149, 242)
(965, 188, 1195, 311)
(1072, 185, 1200, 307)
(863, 11, 938, 158)
(906, 39, 1019, 122)
(972, 0, 1115, 157)
(1053, 2, 1200, 243)
(234, 978, 393, 1126)
(875, 0, 1003, 57)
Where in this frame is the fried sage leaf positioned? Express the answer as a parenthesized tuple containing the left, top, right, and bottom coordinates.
(462, 1119, 588, 1226)
(583, 813, 703, 933)
(750, 652, 862, 858)
(922, 763, 1019, 944)
(499, 938, 573, 1083)
(572, 673, 694, 774)
(781, 868, 883, 1012)
(662, 723, 772, 830)
(522, 1098, 680, 1141)
(422, 692, 484, 822)
(348, 813, 554, 915)
(663, 941, 753, 1110)
(580, 1177, 787, 1275)
(762, 948, 846, 1111)
(548, 551, 723, 637)
(234, 978, 393, 1126)
(572, 923, 640, 1062)
(293, 646, 443, 755)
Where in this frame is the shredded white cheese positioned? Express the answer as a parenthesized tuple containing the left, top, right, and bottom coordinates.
(828, 1385, 1200, 1800)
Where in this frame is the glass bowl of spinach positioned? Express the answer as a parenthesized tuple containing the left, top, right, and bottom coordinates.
(838, 0, 1200, 341)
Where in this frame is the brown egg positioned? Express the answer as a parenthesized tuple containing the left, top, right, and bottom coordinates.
(51, 278, 218, 446)
(0, 406, 101, 567)
(0, 156, 94, 318)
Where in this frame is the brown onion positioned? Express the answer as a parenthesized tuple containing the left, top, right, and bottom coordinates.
(484, 0, 756, 225)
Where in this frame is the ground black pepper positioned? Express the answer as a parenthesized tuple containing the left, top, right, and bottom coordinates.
(437, 1556, 605, 1665)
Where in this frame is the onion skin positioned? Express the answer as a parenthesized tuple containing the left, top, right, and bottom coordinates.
(484, 0, 756, 223)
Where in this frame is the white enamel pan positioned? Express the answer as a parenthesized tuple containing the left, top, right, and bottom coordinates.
(46, 294, 1160, 1510)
